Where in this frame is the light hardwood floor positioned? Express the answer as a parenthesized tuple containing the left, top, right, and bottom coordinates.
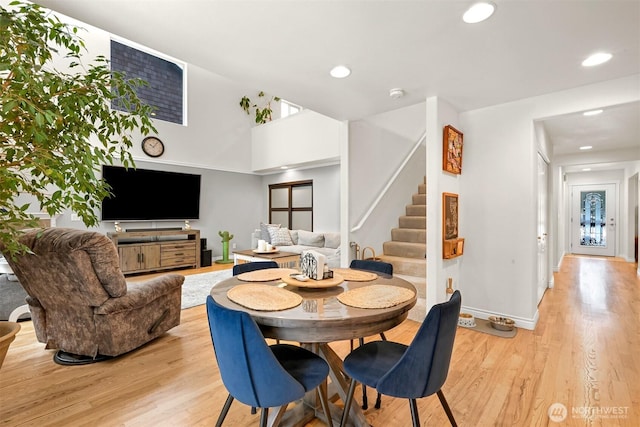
(1, 256, 638, 426)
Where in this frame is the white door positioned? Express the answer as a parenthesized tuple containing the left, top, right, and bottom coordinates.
(537, 154, 549, 305)
(571, 184, 617, 256)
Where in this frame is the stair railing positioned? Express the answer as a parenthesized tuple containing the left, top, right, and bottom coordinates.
(350, 131, 426, 233)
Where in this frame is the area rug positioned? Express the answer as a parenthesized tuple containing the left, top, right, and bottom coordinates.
(460, 318, 517, 338)
(181, 269, 233, 309)
(0, 275, 30, 321)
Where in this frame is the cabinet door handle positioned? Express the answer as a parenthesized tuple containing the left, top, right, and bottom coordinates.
(174, 252, 183, 256)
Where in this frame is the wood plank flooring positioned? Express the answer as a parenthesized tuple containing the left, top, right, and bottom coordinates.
(1, 255, 638, 426)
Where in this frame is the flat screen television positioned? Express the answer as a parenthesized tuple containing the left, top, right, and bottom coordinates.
(101, 165, 201, 221)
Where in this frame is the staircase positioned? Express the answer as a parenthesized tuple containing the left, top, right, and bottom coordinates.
(377, 178, 427, 320)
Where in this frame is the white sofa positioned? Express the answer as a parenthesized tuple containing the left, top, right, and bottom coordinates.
(253, 224, 341, 268)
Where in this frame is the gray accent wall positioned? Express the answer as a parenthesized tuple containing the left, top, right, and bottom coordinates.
(53, 161, 263, 259)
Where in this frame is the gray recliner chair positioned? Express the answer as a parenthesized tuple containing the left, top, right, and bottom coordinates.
(0, 228, 184, 365)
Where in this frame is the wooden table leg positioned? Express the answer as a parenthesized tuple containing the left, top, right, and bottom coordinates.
(319, 343, 369, 427)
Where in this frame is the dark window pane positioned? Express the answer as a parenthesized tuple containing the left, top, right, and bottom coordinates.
(111, 40, 184, 125)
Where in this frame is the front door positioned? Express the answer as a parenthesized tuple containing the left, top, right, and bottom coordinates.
(571, 184, 617, 256)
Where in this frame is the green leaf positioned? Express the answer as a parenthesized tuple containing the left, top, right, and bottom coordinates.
(0, 1, 157, 256)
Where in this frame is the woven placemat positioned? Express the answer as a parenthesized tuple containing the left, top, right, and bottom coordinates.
(227, 284, 302, 311)
(237, 268, 297, 282)
(332, 268, 377, 282)
(337, 285, 415, 309)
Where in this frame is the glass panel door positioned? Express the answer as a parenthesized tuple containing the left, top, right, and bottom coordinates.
(580, 190, 607, 247)
(571, 184, 616, 256)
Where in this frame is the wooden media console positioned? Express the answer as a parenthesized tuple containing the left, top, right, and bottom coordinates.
(107, 229, 201, 275)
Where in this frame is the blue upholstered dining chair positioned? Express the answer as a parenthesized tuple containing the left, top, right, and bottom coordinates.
(349, 259, 393, 276)
(340, 290, 462, 427)
(206, 295, 333, 427)
(348, 258, 394, 409)
(232, 261, 279, 276)
(232, 259, 282, 415)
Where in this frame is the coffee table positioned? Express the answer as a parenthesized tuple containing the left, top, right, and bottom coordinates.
(232, 249, 300, 269)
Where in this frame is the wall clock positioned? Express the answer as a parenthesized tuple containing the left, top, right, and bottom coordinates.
(141, 136, 165, 158)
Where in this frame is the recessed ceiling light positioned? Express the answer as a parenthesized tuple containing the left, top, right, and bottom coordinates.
(583, 109, 603, 116)
(280, 166, 288, 169)
(463, 2, 496, 23)
(582, 168, 592, 172)
(582, 52, 612, 67)
(330, 65, 351, 78)
(579, 146, 593, 150)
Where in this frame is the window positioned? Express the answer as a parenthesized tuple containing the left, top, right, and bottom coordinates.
(110, 40, 185, 125)
(269, 180, 313, 230)
(280, 100, 301, 119)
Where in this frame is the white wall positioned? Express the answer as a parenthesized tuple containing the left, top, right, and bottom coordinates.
(251, 110, 341, 172)
(348, 102, 426, 261)
(458, 74, 640, 329)
(459, 100, 538, 326)
(425, 97, 464, 312)
(260, 165, 341, 233)
(49, 7, 259, 174)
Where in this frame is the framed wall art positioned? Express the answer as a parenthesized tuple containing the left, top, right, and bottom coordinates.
(443, 125, 463, 174)
(443, 192, 459, 240)
(443, 192, 464, 259)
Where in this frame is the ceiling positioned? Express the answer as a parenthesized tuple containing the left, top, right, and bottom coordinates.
(34, 0, 640, 166)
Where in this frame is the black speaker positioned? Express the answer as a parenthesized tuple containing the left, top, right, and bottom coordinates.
(200, 238, 207, 250)
(201, 249, 212, 267)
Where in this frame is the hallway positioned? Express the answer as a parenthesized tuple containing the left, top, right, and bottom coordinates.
(527, 255, 639, 425)
(440, 254, 640, 426)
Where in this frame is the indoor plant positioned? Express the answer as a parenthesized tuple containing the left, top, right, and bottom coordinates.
(239, 91, 280, 124)
(0, 1, 156, 256)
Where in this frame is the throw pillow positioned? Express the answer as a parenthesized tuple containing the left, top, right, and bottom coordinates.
(269, 227, 293, 246)
(323, 232, 341, 249)
(289, 229, 299, 245)
(297, 230, 325, 247)
(260, 222, 280, 243)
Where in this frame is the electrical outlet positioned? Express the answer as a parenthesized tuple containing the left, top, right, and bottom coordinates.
(71, 213, 81, 221)
(232, 243, 237, 249)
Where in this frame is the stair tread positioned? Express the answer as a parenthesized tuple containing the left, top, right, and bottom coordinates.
(378, 255, 426, 277)
(384, 241, 426, 247)
(379, 254, 426, 262)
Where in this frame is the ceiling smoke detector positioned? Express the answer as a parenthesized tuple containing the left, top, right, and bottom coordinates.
(389, 88, 405, 99)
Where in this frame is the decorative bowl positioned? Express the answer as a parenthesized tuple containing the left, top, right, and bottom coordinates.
(488, 316, 515, 331)
(458, 313, 476, 328)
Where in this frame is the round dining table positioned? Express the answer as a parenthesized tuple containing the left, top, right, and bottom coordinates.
(210, 268, 417, 427)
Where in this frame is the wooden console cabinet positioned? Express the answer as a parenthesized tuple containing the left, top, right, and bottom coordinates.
(107, 229, 201, 275)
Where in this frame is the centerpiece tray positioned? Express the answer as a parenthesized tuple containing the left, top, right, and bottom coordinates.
(281, 273, 344, 288)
